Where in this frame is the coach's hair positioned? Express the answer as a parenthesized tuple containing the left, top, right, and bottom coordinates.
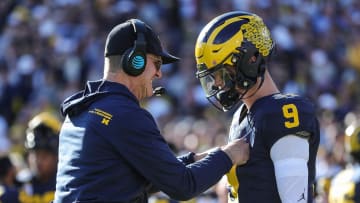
(105, 55, 124, 73)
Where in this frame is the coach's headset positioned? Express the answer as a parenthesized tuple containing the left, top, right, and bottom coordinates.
(122, 19, 147, 76)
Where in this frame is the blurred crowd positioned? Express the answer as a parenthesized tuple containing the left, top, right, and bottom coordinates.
(0, 0, 360, 202)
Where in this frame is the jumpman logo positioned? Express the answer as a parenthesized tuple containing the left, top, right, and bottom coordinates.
(297, 188, 306, 202)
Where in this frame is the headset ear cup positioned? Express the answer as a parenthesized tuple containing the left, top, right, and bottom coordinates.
(122, 48, 146, 76)
(121, 19, 147, 77)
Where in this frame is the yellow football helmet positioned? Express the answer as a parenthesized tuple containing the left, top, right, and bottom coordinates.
(195, 11, 274, 111)
(345, 121, 360, 161)
(25, 112, 61, 153)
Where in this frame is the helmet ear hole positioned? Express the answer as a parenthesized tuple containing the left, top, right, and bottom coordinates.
(250, 52, 259, 63)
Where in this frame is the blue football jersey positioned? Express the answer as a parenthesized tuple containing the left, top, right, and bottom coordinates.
(0, 184, 20, 203)
(226, 93, 320, 203)
(18, 176, 56, 203)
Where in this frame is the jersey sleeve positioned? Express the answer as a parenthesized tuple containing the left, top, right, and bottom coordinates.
(262, 98, 317, 150)
(270, 135, 309, 203)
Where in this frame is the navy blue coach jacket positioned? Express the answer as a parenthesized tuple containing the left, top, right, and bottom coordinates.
(53, 80, 232, 203)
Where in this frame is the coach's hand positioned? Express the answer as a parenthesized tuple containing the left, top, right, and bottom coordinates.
(221, 139, 249, 165)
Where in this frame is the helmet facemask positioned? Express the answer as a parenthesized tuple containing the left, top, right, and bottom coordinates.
(196, 46, 266, 111)
(196, 54, 240, 112)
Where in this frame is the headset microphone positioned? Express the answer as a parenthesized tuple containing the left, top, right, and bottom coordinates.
(153, 87, 166, 96)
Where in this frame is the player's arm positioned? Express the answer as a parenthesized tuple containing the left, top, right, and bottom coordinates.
(270, 135, 309, 203)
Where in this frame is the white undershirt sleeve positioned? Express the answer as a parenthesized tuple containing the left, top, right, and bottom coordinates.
(270, 135, 309, 203)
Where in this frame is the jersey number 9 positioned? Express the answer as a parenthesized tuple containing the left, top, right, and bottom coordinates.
(282, 104, 299, 128)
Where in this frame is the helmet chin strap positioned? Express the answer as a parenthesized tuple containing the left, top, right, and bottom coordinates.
(213, 69, 265, 112)
(239, 72, 265, 100)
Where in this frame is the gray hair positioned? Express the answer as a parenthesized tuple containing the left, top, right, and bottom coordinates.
(105, 55, 123, 73)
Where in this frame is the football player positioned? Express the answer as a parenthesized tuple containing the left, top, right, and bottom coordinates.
(0, 155, 20, 203)
(194, 11, 320, 203)
(19, 112, 61, 203)
(328, 120, 360, 202)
